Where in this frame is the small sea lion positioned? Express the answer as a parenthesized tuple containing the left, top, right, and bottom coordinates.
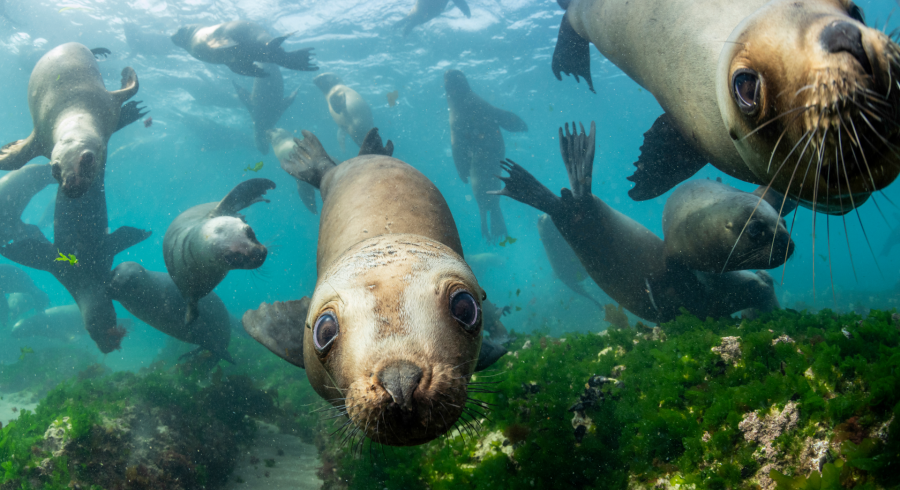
(0, 164, 56, 243)
(244, 128, 505, 446)
(445, 69, 528, 241)
(110, 261, 234, 363)
(268, 128, 318, 214)
(552, 0, 900, 214)
(493, 121, 779, 323)
(164, 178, 274, 326)
(11, 304, 84, 341)
(537, 214, 603, 309)
(395, 0, 471, 36)
(171, 21, 318, 78)
(0, 265, 49, 327)
(0, 43, 146, 198)
(0, 165, 151, 353)
(313, 73, 374, 149)
(662, 179, 794, 273)
(233, 64, 299, 154)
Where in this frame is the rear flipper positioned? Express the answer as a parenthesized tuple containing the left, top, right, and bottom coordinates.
(478, 198, 507, 242)
(116, 100, 148, 131)
(242, 298, 309, 369)
(490, 159, 562, 216)
(272, 44, 318, 72)
(552, 7, 594, 93)
(559, 121, 596, 199)
(0, 133, 39, 171)
(286, 130, 338, 189)
(358, 128, 394, 157)
(296, 180, 318, 215)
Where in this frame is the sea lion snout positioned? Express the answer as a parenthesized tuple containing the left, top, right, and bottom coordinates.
(378, 360, 423, 412)
(55, 150, 96, 198)
(820, 21, 872, 75)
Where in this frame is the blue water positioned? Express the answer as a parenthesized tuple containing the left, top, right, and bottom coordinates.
(0, 0, 897, 368)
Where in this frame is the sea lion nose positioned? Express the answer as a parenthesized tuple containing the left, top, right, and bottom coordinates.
(378, 361, 423, 412)
(820, 21, 872, 75)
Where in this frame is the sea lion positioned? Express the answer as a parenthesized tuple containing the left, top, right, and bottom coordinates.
(0, 265, 49, 328)
(493, 121, 779, 323)
(552, 0, 900, 214)
(164, 178, 274, 326)
(662, 179, 794, 273)
(171, 21, 318, 78)
(0, 164, 56, 243)
(0, 160, 151, 353)
(537, 214, 604, 309)
(268, 128, 318, 214)
(243, 128, 506, 446)
(110, 261, 234, 363)
(233, 64, 299, 154)
(10, 304, 84, 341)
(0, 42, 146, 198)
(445, 69, 528, 241)
(395, 0, 472, 36)
(313, 73, 374, 149)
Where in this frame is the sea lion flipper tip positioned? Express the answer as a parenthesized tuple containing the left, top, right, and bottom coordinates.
(285, 131, 336, 189)
(215, 178, 277, 215)
(560, 120, 596, 199)
(358, 128, 394, 157)
(552, 13, 594, 93)
(242, 299, 309, 369)
(492, 158, 561, 216)
(115, 100, 148, 131)
(627, 114, 707, 201)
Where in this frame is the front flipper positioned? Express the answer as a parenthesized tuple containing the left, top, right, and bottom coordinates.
(0, 236, 57, 273)
(475, 337, 507, 371)
(106, 226, 152, 257)
(242, 298, 309, 369)
(286, 131, 338, 189)
(493, 107, 528, 133)
(0, 133, 39, 171)
(627, 113, 707, 201)
(116, 100, 148, 131)
(296, 180, 318, 215)
(451, 0, 471, 17)
(559, 121, 596, 199)
(552, 12, 594, 93)
(214, 178, 277, 216)
(90, 47, 111, 59)
(227, 60, 269, 78)
(110, 67, 139, 105)
(491, 159, 562, 216)
(358, 128, 394, 157)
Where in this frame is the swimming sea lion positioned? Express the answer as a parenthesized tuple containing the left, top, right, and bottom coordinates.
(445, 69, 528, 241)
(537, 214, 604, 309)
(395, 0, 471, 36)
(493, 121, 779, 323)
(313, 73, 374, 149)
(0, 160, 151, 353)
(164, 178, 274, 326)
(0, 43, 146, 198)
(171, 21, 318, 78)
(10, 304, 84, 341)
(110, 261, 234, 363)
(0, 265, 49, 328)
(552, 0, 900, 214)
(662, 179, 794, 273)
(244, 128, 506, 446)
(0, 164, 56, 243)
(233, 64, 299, 154)
(268, 128, 318, 214)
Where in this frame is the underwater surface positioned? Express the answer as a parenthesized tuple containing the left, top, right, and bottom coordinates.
(0, 0, 898, 488)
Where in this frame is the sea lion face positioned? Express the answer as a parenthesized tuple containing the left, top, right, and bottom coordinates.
(305, 235, 484, 446)
(50, 135, 103, 198)
(718, 0, 900, 214)
(443, 69, 470, 95)
(171, 25, 200, 48)
(313, 73, 342, 94)
(718, 200, 794, 271)
(200, 216, 267, 269)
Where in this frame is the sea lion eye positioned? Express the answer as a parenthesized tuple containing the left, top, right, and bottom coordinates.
(450, 290, 480, 333)
(746, 220, 765, 238)
(731, 69, 760, 115)
(314, 312, 339, 353)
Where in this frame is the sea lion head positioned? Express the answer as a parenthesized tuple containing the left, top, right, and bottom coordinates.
(50, 133, 104, 198)
(443, 69, 471, 95)
(200, 216, 267, 270)
(708, 192, 794, 272)
(313, 73, 342, 94)
(171, 25, 200, 49)
(718, 0, 900, 214)
(305, 234, 484, 446)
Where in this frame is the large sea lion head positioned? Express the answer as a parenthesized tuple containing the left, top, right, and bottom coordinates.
(718, 0, 900, 214)
(50, 133, 104, 198)
(313, 73, 342, 94)
(443, 69, 471, 96)
(200, 216, 267, 270)
(305, 234, 485, 446)
(171, 25, 200, 49)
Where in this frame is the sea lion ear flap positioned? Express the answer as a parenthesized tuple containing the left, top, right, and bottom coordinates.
(214, 178, 277, 216)
(475, 337, 507, 371)
(358, 128, 394, 157)
(626, 113, 707, 201)
(242, 298, 309, 369)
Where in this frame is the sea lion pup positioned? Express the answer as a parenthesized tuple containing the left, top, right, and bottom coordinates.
(394, 0, 471, 36)
(110, 262, 234, 363)
(0, 160, 151, 353)
(233, 64, 299, 154)
(313, 73, 374, 149)
(268, 128, 318, 214)
(244, 128, 506, 446)
(171, 21, 318, 78)
(537, 214, 603, 309)
(552, 0, 900, 214)
(492, 121, 779, 323)
(0, 265, 49, 328)
(0, 164, 56, 243)
(445, 69, 528, 241)
(0, 43, 146, 198)
(164, 178, 274, 326)
(662, 179, 795, 273)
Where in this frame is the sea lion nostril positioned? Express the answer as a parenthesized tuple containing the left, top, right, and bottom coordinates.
(820, 21, 872, 75)
(378, 361, 423, 412)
